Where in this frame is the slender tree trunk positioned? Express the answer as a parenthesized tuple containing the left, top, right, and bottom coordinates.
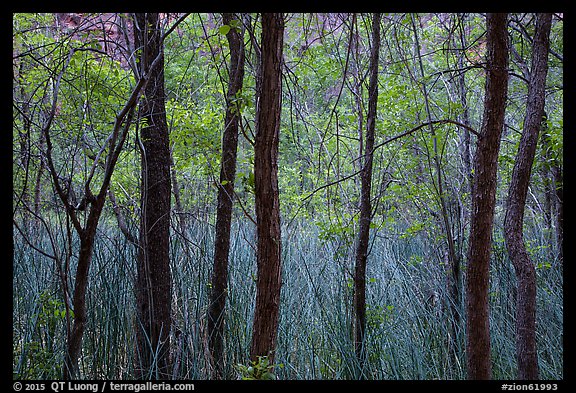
(63, 205, 104, 379)
(29, 13, 156, 379)
(134, 12, 173, 380)
(353, 12, 380, 378)
(465, 12, 509, 380)
(16, 62, 32, 219)
(33, 130, 46, 219)
(540, 125, 563, 262)
(208, 12, 245, 379)
(250, 12, 284, 365)
(412, 13, 462, 372)
(456, 13, 473, 191)
(504, 12, 552, 380)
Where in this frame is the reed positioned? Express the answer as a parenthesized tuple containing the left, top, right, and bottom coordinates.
(12, 217, 563, 379)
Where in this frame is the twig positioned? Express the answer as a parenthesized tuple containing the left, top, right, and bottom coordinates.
(303, 119, 480, 202)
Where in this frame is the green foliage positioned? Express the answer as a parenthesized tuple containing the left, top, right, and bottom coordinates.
(542, 116, 563, 161)
(400, 220, 426, 239)
(218, 24, 231, 36)
(13, 289, 67, 379)
(235, 356, 282, 380)
(366, 303, 394, 333)
(37, 290, 70, 327)
(12, 12, 563, 381)
(317, 218, 354, 245)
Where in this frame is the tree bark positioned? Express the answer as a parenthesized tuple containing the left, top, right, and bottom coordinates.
(465, 12, 509, 380)
(63, 204, 104, 379)
(134, 12, 173, 380)
(250, 12, 284, 365)
(208, 12, 245, 379)
(19, 13, 159, 379)
(353, 12, 380, 378)
(504, 12, 552, 380)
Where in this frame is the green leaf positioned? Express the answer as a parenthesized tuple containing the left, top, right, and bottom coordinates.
(262, 371, 275, 380)
(219, 25, 231, 35)
(229, 19, 241, 30)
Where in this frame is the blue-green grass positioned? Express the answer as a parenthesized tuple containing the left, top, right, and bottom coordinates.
(12, 217, 563, 380)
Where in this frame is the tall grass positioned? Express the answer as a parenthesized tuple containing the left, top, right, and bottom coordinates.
(12, 216, 563, 380)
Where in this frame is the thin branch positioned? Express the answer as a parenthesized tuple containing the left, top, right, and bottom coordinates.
(42, 47, 83, 234)
(302, 168, 361, 202)
(107, 188, 138, 245)
(303, 119, 480, 202)
(99, 50, 163, 201)
(510, 16, 563, 62)
(13, 219, 57, 261)
(373, 119, 480, 152)
(162, 13, 191, 42)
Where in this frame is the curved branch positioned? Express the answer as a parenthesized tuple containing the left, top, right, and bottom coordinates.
(372, 119, 480, 152)
(303, 119, 480, 202)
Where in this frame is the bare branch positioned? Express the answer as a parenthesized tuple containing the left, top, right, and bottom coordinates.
(107, 188, 138, 245)
(99, 50, 164, 200)
(42, 47, 83, 234)
(303, 119, 480, 202)
(162, 13, 191, 42)
(375, 119, 480, 151)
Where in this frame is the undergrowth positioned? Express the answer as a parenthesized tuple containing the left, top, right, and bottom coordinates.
(12, 217, 563, 380)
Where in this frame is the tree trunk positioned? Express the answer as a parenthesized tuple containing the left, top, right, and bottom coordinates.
(63, 205, 104, 379)
(250, 12, 284, 365)
(456, 13, 474, 191)
(33, 129, 46, 219)
(208, 12, 246, 379)
(353, 12, 380, 378)
(465, 12, 509, 380)
(412, 13, 462, 373)
(25, 12, 156, 379)
(134, 12, 173, 380)
(504, 12, 552, 380)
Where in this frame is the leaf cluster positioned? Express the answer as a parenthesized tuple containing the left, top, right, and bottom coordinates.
(234, 356, 283, 380)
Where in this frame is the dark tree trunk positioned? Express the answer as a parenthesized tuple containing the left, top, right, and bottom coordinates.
(63, 204, 104, 379)
(15, 62, 32, 217)
(31, 12, 156, 379)
(504, 12, 552, 380)
(353, 12, 380, 378)
(208, 12, 245, 379)
(134, 12, 173, 380)
(465, 12, 509, 380)
(250, 12, 284, 365)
